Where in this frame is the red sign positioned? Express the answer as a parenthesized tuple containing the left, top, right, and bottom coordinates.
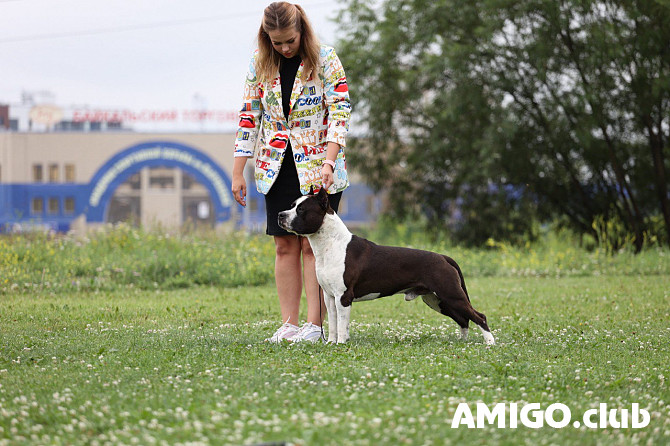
(72, 109, 238, 123)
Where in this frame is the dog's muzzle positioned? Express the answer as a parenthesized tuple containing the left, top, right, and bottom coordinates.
(277, 212, 289, 231)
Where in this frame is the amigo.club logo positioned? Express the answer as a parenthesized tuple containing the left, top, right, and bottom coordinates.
(451, 403, 650, 429)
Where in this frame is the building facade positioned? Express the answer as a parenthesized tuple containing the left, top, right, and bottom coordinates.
(0, 130, 381, 233)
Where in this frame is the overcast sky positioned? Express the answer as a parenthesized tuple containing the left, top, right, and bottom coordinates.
(0, 0, 341, 113)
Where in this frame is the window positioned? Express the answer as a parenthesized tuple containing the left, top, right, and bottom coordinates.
(182, 172, 195, 190)
(107, 196, 141, 226)
(65, 164, 75, 182)
(64, 197, 75, 215)
(54, 121, 84, 131)
(48, 197, 59, 215)
(31, 197, 44, 215)
(127, 172, 141, 190)
(49, 164, 59, 182)
(33, 164, 43, 182)
(182, 171, 206, 193)
(149, 167, 175, 189)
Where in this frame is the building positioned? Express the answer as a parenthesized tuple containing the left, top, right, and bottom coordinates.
(0, 101, 382, 233)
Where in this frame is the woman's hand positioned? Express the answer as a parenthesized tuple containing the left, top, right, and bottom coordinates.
(321, 142, 340, 192)
(232, 174, 247, 207)
(321, 164, 334, 191)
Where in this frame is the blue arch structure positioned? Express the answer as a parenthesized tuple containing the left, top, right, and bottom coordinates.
(86, 141, 234, 223)
(0, 140, 235, 232)
(0, 139, 384, 233)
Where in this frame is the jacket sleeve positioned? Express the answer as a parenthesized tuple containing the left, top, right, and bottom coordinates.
(234, 52, 263, 158)
(322, 47, 351, 148)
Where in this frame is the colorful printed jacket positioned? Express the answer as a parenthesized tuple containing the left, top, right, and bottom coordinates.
(233, 45, 351, 195)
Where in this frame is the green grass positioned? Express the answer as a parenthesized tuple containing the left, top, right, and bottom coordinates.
(2, 226, 669, 295)
(0, 226, 276, 294)
(1, 274, 669, 444)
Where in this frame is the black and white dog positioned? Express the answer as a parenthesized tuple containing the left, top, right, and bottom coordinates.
(278, 188, 495, 345)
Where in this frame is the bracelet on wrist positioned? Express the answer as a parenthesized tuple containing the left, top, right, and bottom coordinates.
(323, 159, 336, 169)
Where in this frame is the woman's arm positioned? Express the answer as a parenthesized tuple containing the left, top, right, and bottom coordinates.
(234, 52, 263, 158)
(320, 47, 351, 191)
(233, 52, 263, 206)
(232, 156, 250, 207)
(322, 47, 351, 149)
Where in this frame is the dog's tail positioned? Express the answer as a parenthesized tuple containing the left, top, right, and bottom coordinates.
(444, 255, 470, 303)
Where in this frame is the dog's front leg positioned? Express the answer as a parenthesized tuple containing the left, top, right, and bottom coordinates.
(335, 298, 351, 344)
(323, 292, 338, 343)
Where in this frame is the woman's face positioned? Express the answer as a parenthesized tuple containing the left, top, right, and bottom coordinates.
(267, 27, 301, 58)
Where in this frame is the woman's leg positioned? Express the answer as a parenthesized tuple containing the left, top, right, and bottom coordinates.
(301, 236, 326, 326)
(274, 235, 303, 325)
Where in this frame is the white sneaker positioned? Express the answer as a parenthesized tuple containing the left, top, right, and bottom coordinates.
(265, 322, 300, 343)
(292, 322, 323, 343)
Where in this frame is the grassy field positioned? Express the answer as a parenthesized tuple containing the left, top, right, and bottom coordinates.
(1, 230, 669, 444)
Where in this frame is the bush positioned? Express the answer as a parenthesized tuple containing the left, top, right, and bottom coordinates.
(2, 222, 669, 295)
(0, 225, 275, 294)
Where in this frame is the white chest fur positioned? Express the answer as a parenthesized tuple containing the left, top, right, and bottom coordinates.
(306, 213, 352, 299)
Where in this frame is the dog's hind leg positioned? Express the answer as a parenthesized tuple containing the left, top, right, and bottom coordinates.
(456, 303, 494, 345)
(421, 294, 469, 341)
(425, 284, 495, 345)
(478, 324, 495, 345)
(438, 259, 495, 345)
(468, 306, 494, 345)
(448, 297, 494, 345)
(422, 293, 470, 341)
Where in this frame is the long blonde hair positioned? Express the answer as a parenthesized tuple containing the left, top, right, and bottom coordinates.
(255, 2, 320, 83)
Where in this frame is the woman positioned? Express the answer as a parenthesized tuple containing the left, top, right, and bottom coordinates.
(231, 2, 351, 342)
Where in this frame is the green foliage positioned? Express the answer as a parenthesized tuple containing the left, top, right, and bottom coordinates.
(362, 218, 670, 278)
(0, 225, 275, 294)
(589, 207, 670, 254)
(2, 225, 669, 296)
(337, 0, 670, 250)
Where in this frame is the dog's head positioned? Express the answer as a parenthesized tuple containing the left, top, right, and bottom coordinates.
(278, 187, 333, 235)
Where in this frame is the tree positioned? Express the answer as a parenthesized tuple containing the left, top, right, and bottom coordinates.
(337, 0, 670, 249)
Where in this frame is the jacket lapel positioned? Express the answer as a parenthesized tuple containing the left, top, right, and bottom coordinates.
(268, 76, 285, 125)
(269, 61, 312, 125)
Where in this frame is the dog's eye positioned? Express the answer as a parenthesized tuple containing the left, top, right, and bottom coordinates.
(297, 206, 304, 215)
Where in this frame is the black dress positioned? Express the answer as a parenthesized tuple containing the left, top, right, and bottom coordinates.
(264, 54, 342, 236)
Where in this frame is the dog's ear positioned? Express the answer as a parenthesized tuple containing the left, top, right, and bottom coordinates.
(309, 185, 316, 195)
(317, 187, 329, 211)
